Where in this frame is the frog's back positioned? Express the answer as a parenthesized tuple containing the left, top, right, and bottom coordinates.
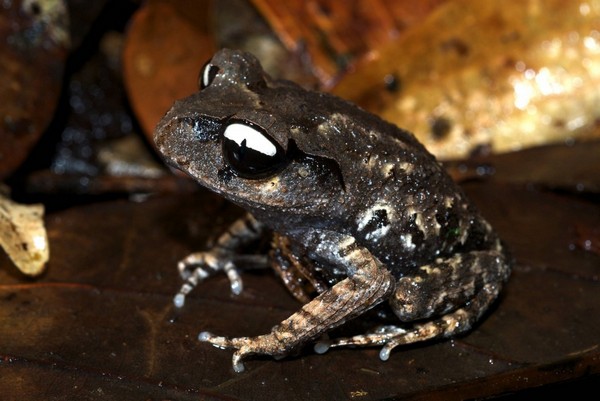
(259, 82, 489, 273)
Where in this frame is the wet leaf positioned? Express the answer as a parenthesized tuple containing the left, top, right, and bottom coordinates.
(447, 135, 600, 195)
(1, 141, 599, 400)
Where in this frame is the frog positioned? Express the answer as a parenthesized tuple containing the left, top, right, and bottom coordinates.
(153, 48, 511, 373)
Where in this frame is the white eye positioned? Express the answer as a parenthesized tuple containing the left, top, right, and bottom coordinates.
(222, 121, 287, 179)
(224, 123, 277, 156)
(200, 61, 219, 89)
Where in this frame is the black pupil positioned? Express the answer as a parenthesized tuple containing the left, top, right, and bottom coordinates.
(222, 124, 287, 179)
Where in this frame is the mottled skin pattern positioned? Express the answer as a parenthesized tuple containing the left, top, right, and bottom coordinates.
(154, 49, 511, 373)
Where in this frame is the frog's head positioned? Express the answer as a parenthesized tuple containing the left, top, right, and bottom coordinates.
(154, 49, 358, 226)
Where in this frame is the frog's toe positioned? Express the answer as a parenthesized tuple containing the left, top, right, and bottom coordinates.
(173, 267, 209, 307)
(230, 340, 283, 373)
(232, 353, 246, 373)
(197, 334, 253, 372)
(177, 252, 207, 279)
(223, 261, 243, 295)
(173, 292, 186, 308)
(231, 345, 257, 373)
(198, 331, 214, 342)
(200, 332, 291, 372)
(197, 332, 247, 372)
(313, 340, 331, 354)
(173, 276, 199, 308)
(379, 341, 398, 361)
(198, 331, 235, 348)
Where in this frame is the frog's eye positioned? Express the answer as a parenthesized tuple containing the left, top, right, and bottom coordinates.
(222, 121, 287, 179)
(199, 61, 219, 89)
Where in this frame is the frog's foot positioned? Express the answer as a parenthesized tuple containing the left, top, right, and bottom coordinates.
(313, 325, 407, 354)
(174, 252, 242, 308)
(198, 331, 289, 373)
(315, 282, 500, 361)
(197, 238, 396, 372)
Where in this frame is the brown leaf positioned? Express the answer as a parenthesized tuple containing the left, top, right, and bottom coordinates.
(0, 0, 69, 180)
(250, 0, 447, 87)
(1, 141, 599, 399)
(122, 0, 215, 142)
(447, 134, 600, 195)
(333, 0, 600, 159)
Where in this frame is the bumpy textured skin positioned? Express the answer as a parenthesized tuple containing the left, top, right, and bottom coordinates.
(154, 49, 511, 372)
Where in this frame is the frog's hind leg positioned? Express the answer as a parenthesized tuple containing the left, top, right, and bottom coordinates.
(315, 248, 510, 360)
(314, 281, 500, 360)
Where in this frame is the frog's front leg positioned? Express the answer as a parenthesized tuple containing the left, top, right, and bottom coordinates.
(174, 213, 267, 307)
(315, 246, 511, 360)
(199, 234, 395, 372)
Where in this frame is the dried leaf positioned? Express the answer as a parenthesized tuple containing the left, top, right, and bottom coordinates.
(334, 0, 600, 159)
(0, 0, 69, 179)
(0, 193, 48, 276)
(250, 0, 447, 87)
(123, 0, 215, 141)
